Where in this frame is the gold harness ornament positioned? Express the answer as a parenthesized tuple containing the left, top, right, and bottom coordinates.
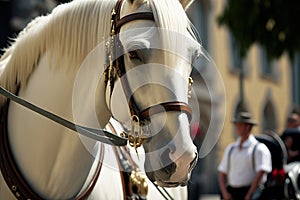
(188, 77, 193, 98)
(129, 168, 148, 199)
(121, 116, 147, 153)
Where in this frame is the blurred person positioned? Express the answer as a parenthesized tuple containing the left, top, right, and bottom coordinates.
(281, 109, 300, 163)
(282, 110, 300, 163)
(218, 112, 272, 200)
(286, 112, 300, 129)
(283, 135, 300, 163)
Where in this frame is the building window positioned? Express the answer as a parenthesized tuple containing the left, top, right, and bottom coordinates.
(227, 33, 251, 78)
(260, 47, 279, 81)
(229, 34, 242, 71)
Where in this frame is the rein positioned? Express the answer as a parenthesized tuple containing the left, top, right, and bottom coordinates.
(0, 87, 127, 146)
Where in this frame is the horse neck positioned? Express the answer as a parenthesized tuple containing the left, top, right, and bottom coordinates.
(0, 1, 117, 198)
(7, 52, 103, 199)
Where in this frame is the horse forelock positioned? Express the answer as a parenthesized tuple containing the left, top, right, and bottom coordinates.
(149, 0, 189, 33)
(148, 0, 201, 70)
(0, 0, 116, 105)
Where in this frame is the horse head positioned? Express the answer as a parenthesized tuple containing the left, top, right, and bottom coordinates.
(108, 0, 199, 187)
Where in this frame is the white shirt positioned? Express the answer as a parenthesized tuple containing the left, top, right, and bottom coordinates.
(218, 134, 272, 187)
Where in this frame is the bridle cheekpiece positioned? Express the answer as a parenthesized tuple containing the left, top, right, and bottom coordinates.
(106, 0, 193, 149)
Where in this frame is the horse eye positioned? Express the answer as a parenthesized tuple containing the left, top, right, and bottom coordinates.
(128, 51, 142, 61)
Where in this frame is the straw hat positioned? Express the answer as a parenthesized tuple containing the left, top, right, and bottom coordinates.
(232, 112, 258, 125)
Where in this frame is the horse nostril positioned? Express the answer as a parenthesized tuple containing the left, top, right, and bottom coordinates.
(161, 149, 176, 174)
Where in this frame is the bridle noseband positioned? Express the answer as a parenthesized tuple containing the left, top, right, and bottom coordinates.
(106, 0, 193, 148)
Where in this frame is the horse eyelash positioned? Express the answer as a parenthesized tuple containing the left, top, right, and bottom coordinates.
(128, 50, 143, 62)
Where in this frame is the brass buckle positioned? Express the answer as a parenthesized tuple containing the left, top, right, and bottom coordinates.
(121, 116, 147, 154)
(129, 115, 146, 149)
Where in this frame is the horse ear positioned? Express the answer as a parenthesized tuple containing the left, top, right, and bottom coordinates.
(179, 0, 194, 10)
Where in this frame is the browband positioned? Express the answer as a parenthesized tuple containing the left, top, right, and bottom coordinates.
(116, 12, 155, 31)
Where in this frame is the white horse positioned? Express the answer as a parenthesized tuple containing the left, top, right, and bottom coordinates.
(0, 0, 203, 199)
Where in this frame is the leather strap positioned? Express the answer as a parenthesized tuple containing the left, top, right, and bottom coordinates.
(110, 0, 192, 123)
(0, 102, 41, 199)
(74, 143, 105, 200)
(107, 122, 135, 200)
(116, 12, 154, 31)
(0, 101, 105, 200)
(139, 101, 192, 122)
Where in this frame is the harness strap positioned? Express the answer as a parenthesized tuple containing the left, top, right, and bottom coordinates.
(140, 101, 192, 122)
(252, 143, 259, 172)
(116, 12, 154, 31)
(107, 122, 133, 200)
(0, 100, 105, 200)
(108, 122, 147, 200)
(74, 144, 105, 200)
(0, 102, 41, 199)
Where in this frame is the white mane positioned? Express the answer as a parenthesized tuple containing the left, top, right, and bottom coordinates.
(150, 0, 200, 68)
(0, 0, 199, 105)
(150, 0, 196, 37)
(0, 0, 115, 99)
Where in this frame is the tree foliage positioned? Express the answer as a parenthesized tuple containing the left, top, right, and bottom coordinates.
(217, 0, 300, 60)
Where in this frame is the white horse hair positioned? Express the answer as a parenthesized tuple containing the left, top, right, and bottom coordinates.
(0, 0, 198, 98)
(0, 0, 201, 199)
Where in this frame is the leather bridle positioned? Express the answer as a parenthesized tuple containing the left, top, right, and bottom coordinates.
(0, 1, 193, 199)
(0, 0, 193, 147)
(106, 0, 193, 136)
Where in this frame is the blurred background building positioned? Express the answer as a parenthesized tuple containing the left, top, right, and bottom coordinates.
(186, 0, 300, 198)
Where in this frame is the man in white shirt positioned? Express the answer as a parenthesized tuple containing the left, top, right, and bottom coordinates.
(218, 112, 272, 200)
